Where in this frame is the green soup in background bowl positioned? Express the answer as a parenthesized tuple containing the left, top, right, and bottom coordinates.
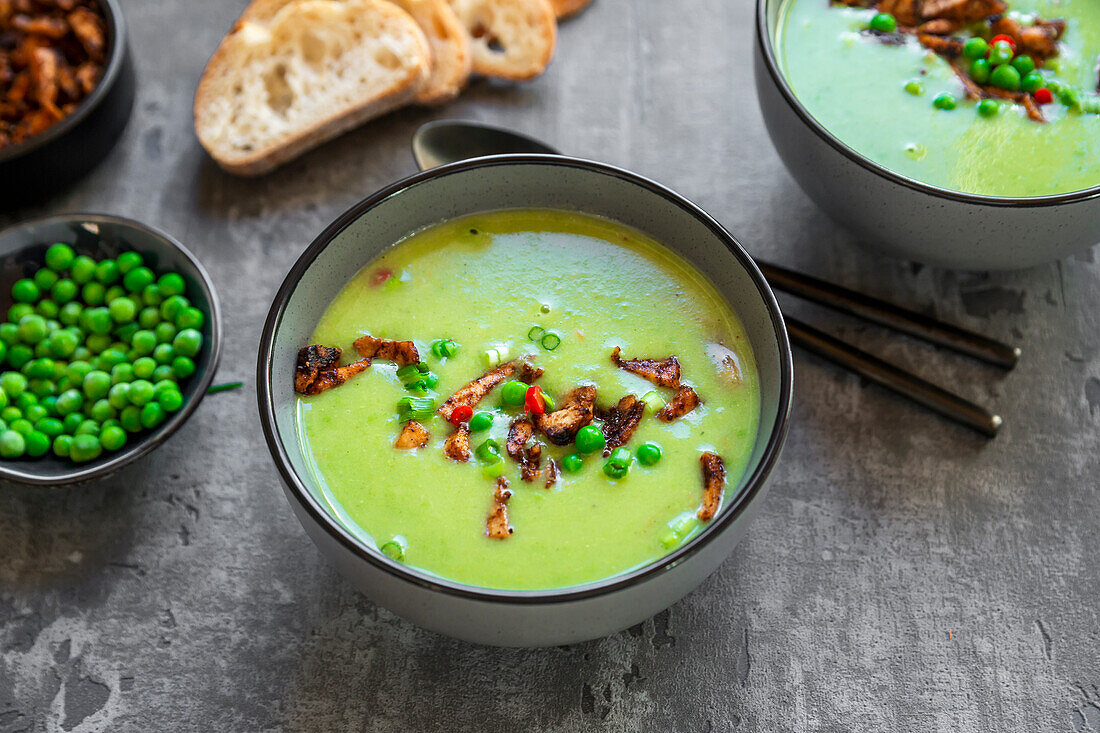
(257, 155, 793, 646)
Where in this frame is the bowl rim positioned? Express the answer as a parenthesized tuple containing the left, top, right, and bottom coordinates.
(0, 213, 223, 486)
(0, 0, 128, 165)
(256, 154, 794, 604)
(754, 0, 1100, 207)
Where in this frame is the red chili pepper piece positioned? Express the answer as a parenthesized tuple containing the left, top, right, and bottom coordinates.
(524, 385, 546, 415)
(451, 404, 473, 425)
(991, 34, 1016, 51)
(370, 269, 393, 287)
(1034, 88, 1053, 105)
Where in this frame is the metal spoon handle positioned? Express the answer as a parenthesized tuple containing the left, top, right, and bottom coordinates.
(786, 316, 1002, 437)
(759, 261, 1020, 369)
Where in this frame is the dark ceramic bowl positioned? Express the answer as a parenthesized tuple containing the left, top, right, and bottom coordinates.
(257, 155, 793, 646)
(0, 0, 136, 206)
(754, 0, 1100, 270)
(0, 214, 222, 486)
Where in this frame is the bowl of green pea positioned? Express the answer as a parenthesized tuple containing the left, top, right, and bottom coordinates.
(0, 213, 221, 486)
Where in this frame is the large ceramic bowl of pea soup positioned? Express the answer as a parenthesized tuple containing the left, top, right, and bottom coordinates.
(257, 156, 792, 647)
(755, 0, 1100, 269)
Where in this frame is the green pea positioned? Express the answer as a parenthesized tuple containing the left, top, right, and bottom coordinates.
(108, 297, 137, 323)
(0, 429, 25, 458)
(18, 314, 48, 344)
(32, 340, 51, 359)
(132, 357, 156, 380)
(154, 322, 176, 343)
(108, 383, 130, 410)
(52, 434, 72, 458)
(117, 251, 144, 274)
(48, 330, 79, 359)
(119, 405, 142, 433)
(28, 379, 56, 398)
(58, 301, 83, 326)
(24, 430, 49, 457)
(70, 256, 96, 284)
(636, 441, 662, 466)
(141, 284, 163, 306)
(75, 419, 99, 437)
(81, 281, 106, 306)
(989, 40, 1014, 66)
(82, 370, 112, 400)
(94, 259, 120, 284)
(123, 266, 155, 293)
(33, 268, 58, 291)
(83, 307, 112, 335)
(172, 329, 202, 358)
(157, 388, 183, 413)
(962, 36, 988, 60)
(562, 453, 583, 473)
(85, 333, 111, 354)
(7, 344, 33, 370)
(160, 295, 188, 321)
(171, 356, 195, 379)
(468, 411, 493, 432)
(0, 372, 27, 397)
(56, 389, 84, 415)
(574, 425, 606, 454)
(152, 343, 175, 364)
(140, 402, 166, 429)
(0, 406, 21, 422)
(1021, 72, 1044, 93)
(131, 329, 157, 355)
(977, 98, 1000, 117)
(0, 323, 18, 344)
(14, 392, 36, 411)
(24, 404, 47, 423)
(12, 278, 39, 303)
(50, 278, 77, 304)
(105, 285, 125, 302)
(9, 418, 33, 437)
(45, 243, 75, 271)
(90, 399, 116, 422)
(34, 299, 58, 319)
(24, 358, 55, 379)
(175, 307, 204, 330)
(35, 417, 63, 437)
(100, 425, 127, 451)
(128, 379, 154, 406)
(8, 304, 33, 323)
(152, 365, 175, 383)
(72, 346, 90, 362)
(110, 363, 133, 385)
(157, 272, 185, 297)
(970, 58, 991, 84)
(0, 341, 6, 364)
(138, 307, 161, 329)
(499, 380, 527, 406)
(904, 79, 924, 96)
(868, 11, 896, 33)
(1011, 54, 1035, 75)
(40, 395, 57, 415)
(65, 360, 92, 384)
(69, 434, 102, 463)
(62, 411, 84, 434)
(990, 63, 1021, 91)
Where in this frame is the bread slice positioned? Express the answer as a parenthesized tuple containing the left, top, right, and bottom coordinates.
(550, 0, 591, 18)
(446, 0, 556, 81)
(194, 0, 431, 175)
(388, 0, 473, 104)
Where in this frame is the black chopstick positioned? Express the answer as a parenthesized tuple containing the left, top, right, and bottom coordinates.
(786, 317, 1003, 437)
(759, 260, 1020, 370)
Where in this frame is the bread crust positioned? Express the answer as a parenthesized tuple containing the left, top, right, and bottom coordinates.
(550, 0, 591, 18)
(447, 0, 557, 81)
(390, 0, 473, 104)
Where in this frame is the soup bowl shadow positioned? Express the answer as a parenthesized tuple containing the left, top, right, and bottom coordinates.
(754, 0, 1100, 271)
(257, 155, 793, 647)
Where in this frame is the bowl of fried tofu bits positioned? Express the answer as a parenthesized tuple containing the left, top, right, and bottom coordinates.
(194, 0, 591, 176)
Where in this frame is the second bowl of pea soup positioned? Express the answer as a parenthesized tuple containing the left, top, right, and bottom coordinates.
(258, 155, 792, 646)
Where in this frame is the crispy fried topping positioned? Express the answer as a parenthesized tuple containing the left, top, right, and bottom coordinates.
(485, 477, 513, 539)
(657, 386, 701, 422)
(917, 32, 963, 56)
(294, 345, 370, 395)
(437, 358, 542, 422)
(878, 0, 920, 26)
(610, 346, 681, 388)
(596, 394, 645, 453)
(1017, 22, 1063, 59)
(443, 424, 471, 462)
(921, 0, 1005, 23)
(698, 452, 727, 521)
(919, 18, 959, 35)
(545, 458, 560, 490)
(394, 420, 430, 449)
(534, 385, 596, 445)
(352, 334, 420, 366)
(507, 415, 542, 482)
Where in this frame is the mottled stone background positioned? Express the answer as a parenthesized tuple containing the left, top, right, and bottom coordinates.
(1, 0, 1098, 730)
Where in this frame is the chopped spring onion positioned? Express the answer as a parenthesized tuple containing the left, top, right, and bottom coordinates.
(476, 438, 501, 462)
(379, 535, 408, 561)
(396, 396, 434, 421)
(421, 372, 439, 390)
(431, 339, 458, 358)
(396, 364, 422, 383)
(482, 458, 505, 478)
(483, 349, 500, 368)
(542, 392, 555, 411)
(661, 512, 698, 549)
(527, 325, 545, 342)
(405, 381, 429, 396)
(641, 391, 666, 413)
(540, 332, 561, 351)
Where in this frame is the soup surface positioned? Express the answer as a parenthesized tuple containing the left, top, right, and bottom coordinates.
(296, 209, 761, 590)
(776, 0, 1100, 197)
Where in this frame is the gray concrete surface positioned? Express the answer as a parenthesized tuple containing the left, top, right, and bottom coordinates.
(2, 0, 1099, 730)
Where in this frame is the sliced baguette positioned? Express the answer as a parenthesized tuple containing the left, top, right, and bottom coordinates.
(389, 0, 473, 104)
(550, 0, 591, 18)
(446, 0, 556, 81)
(194, 0, 430, 176)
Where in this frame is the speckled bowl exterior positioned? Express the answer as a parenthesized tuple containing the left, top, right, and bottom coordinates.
(0, 214, 222, 486)
(257, 155, 793, 647)
(754, 0, 1100, 271)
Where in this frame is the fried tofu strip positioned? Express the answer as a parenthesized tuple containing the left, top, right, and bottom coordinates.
(698, 452, 727, 521)
(610, 346, 681, 388)
(486, 477, 513, 539)
(657, 386, 701, 422)
(507, 415, 542, 482)
(920, 0, 1005, 22)
(534, 385, 596, 445)
(545, 458, 560, 490)
(394, 420, 430, 449)
(437, 358, 543, 422)
(597, 394, 645, 452)
(443, 424, 471, 462)
(294, 345, 370, 395)
(352, 334, 420, 366)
